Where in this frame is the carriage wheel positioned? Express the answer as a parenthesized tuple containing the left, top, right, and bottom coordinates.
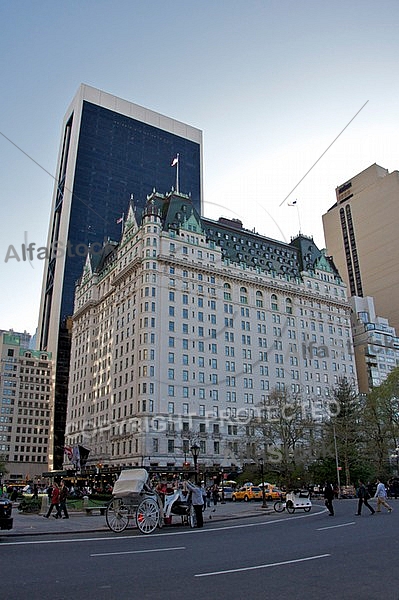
(303, 506, 311, 512)
(136, 498, 160, 534)
(286, 500, 295, 514)
(106, 498, 129, 532)
(273, 500, 285, 513)
(188, 504, 197, 528)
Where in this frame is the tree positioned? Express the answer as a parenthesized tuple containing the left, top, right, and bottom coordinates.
(244, 388, 315, 488)
(363, 367, 399, 477)
(327, 378, 364, 487)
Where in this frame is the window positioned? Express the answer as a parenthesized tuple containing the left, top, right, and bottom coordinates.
(223, 283, 232, 301)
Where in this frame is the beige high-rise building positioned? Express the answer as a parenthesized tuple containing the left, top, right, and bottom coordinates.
(322, 163, 399, 333)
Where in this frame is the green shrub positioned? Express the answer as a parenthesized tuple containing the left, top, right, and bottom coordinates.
(18, 498, 41, 513)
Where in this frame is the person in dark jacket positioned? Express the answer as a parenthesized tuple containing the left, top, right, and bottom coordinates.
(355, 479, 375, 517)
(356, 479, 375, 516)
(59, 481, 69, 519)
(323, 481, 335, 516)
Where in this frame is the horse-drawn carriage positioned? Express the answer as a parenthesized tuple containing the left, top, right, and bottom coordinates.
(105, 469, 196, 534)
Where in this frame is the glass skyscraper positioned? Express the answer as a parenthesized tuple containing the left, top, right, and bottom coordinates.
(38, 84, 203, 468)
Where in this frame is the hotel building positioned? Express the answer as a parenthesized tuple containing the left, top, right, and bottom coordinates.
(65, 189, 356, 471)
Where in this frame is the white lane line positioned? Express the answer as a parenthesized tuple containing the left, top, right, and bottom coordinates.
(1, 508, 325, 547)
(317, 521, 355, 531)
(195, 553, 331, 577)
(91, 546, 186, 557)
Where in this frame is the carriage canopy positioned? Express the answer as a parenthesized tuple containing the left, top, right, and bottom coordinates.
(112, 468, 150, 498)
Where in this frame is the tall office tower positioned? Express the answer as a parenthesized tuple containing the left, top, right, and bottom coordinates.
(0, 333, 52, 480)
(65, 189, 356, 473)
(37, 84, 203, 469)
(348, 296, 399, 393)
(322, 163, 399, 333)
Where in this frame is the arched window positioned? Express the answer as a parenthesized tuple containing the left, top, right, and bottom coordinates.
(223, 283, 232, 301)
(256, 290, 263, 307)
(285, 297, 293, 314)
(240, 286, 248, 304)
(271, 294, 278, 311)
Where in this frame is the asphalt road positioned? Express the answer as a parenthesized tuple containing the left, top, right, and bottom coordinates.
(1, 499, 398, 600)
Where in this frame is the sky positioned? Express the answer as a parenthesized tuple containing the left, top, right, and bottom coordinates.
(1, 0, 399, 335)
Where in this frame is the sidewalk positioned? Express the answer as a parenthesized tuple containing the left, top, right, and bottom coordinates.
(1, 501, 274, 538)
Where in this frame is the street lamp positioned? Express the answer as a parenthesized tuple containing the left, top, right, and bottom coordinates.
(259, 457, 268, 508)
(190, 443, 200, 484)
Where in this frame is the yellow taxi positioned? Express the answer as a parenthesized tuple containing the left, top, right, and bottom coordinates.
(260, 484, 286, 500)
(232, 485, 263, 502)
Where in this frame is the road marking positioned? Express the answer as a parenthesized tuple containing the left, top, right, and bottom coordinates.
(195, 554, 331, 577)
(91, 546, 185, 557)
(1, 508, 325, 547)
(316, 521, 355, 531)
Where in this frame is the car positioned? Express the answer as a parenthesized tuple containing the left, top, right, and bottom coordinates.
(0, 497, 13, 530)
(218, 486, 234, 500)
(232, 486, 263, 502)
(259, 483, 286, 501)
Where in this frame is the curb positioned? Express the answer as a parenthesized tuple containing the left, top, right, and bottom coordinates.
(1, 507, 274, 538)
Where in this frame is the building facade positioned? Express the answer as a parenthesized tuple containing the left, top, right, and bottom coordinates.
(0, 333, 52, 481)
(37, 84, 203, 468)
(0, 329, 31, 349)
(349, 296, 399, 393)
(322, 163, 399, 333)
(64, 190, 356, 473)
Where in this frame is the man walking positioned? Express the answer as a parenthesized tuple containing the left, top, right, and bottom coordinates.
(59, 481, 69, 519)
(374, 478, 393, 513)
(356, 479, 375, 515)
(323, 481, 335, 516)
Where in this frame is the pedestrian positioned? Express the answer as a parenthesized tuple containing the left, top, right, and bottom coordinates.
(323, 481, 335, 516)
(355, 479, 375, 516)
(59, 481, 69, 519)
(205, 486, 211, 508)
(32, 484, 39, 499)
(185, 479, 204, 528)
(211, 483, 219, 512)
(374, 478, 393, 513)
(44, 482, 61, 519)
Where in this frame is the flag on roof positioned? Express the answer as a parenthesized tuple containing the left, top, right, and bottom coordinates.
(171, 156, 179, 167)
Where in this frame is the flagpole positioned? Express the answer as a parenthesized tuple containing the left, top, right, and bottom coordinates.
(176, 153, 179, 194)
(288, 200, 301, 234)
(296, 203, 302, 233)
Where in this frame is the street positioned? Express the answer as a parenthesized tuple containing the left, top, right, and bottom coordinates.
(1, 499, 398, 599)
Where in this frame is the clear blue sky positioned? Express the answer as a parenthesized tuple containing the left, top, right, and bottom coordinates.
(1, 0, 399, 334)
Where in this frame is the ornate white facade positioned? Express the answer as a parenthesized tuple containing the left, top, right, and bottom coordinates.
(65, 190, 357, 471)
